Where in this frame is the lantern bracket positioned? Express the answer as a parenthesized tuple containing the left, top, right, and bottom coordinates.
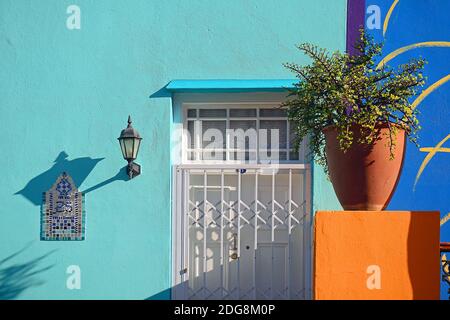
(127, 161, 141, 179)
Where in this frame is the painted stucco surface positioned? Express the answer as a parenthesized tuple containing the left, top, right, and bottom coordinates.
(0, 0, 345, 299)
(314, 211, 440, 300)
(365, 0, 450, 299)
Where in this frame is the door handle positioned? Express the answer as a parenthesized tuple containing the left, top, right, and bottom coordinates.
(230, 233, 238, 260)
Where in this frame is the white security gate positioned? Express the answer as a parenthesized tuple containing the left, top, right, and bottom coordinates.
(172, 164, 312, 300)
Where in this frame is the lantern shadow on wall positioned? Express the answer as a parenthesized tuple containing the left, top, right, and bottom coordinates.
(14, 152, 131, 206)
(15, 116, 142, 206)
(14, 152, 105, 206)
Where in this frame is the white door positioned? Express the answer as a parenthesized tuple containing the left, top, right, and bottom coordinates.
(172, 165, 311, 300)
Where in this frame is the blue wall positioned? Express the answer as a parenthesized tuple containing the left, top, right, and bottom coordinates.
(366, 0, 450, 299)
(0, 0, 346, 299)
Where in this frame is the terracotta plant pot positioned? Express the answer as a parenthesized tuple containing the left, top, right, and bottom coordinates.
(323, 123, 406, 210)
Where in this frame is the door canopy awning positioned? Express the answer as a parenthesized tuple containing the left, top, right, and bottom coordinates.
(165, 79, 297, 93)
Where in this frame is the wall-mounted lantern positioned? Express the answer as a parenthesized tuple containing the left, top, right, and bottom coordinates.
(118, 115, 142, 179)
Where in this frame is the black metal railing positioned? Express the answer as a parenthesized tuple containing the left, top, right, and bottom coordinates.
(441, 242, 450, 300)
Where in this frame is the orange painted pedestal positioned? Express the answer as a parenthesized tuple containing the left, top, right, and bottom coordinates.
(314, 211, 440, 300)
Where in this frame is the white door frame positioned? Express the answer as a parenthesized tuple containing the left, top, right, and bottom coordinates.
(170, 95, 313, 300)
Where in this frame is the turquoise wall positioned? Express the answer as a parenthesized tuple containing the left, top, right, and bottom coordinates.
(0, 0, 344, 299)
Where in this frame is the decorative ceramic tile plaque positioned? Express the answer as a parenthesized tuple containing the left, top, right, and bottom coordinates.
(41, 172, 85, 240)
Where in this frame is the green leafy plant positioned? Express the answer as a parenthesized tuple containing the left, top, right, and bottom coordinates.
(283, 30, 426, 175)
